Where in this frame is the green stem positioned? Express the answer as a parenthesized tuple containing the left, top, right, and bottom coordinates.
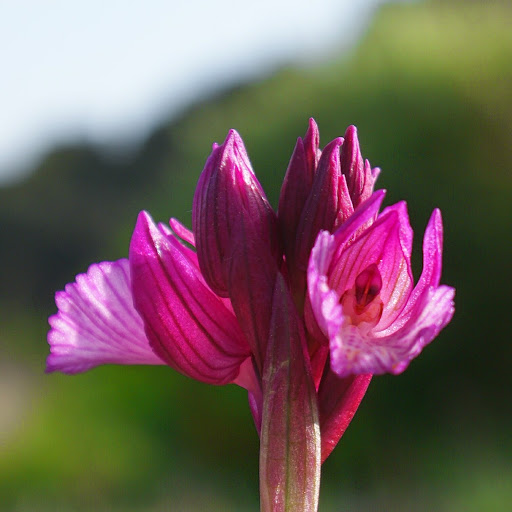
(259, 274, 321, 512)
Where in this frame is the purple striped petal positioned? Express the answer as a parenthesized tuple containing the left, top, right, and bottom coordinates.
(377, 209, 445, 335)
(130, 211, 251, 385)
(330, 208, 414, 330)
(47, 259, 164, 374)
(234, 357, 263, 433)
(307, 191, 387, 342)
(295, 138, 344, 274)
(309, 201, 454, 377)
(383, 284, 455, 374)
(318, 371, 372, 462)
(332, 189, 386, 250)
(226, 215, 279, 373)
(335, 173, 355, 226)
(379, 201, 413, 258)
(278, 119, 320, 268)
(157, 221, 199, 268)
(192, 130, 280, 297)
(330, 284, 454, 376)
(169, 217, 195, 246)
(307, 230, 343, 340)
(340, 125, 364, 205)
(328, 211, 402, 291)
(339, 126, 380, 208)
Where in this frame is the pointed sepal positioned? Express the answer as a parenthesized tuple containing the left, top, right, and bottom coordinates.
(278, 119, 320, 266)
(192, 129, 280, 297)
(130, 211, 251, 384)
(340, 125, 380, 208)
(318, 369, 371, 462)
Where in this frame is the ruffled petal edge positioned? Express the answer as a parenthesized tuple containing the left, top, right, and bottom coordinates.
(47, 259, 164, 374)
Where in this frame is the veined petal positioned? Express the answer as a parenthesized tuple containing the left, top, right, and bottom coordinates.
(227, 214, 279, 373)
(169, 217, 195, 246)
(130, 211, 251, 385)
(328, 210, 404, 296)
(234, 357, 263, 434)
(157, 221, 199, 268)
(278, 119, 319, 261)
(339, 126, 380, 208)
(332, 204, 414, 329)
(307, 193, 387, 341)
(385, 284, 455, 374)
(362, 159, 381, 204)
(307, 230, 343, 341)
(303, 117, 321, 176)
(47, 259, 164, 374)
(378, 209, 445, 335)
(310, 199, 454, 378)
(295, 137, 343, 273)
(340, 125, 364, 205)
(374, 202, 414, 327)
(331, 189, 386, 252)
(335, 173, 354, 226)
(413, 208, 444, 290)
(192, 129, 280, 297)
(330, 285, 454, 376)
(379, 201, 413, 259)
(318, 371, 372, 462)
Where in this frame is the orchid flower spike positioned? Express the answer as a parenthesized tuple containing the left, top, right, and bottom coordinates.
(47, 119, 454, 512)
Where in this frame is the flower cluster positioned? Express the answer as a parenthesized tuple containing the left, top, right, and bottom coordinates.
(47, 120, 454, 511)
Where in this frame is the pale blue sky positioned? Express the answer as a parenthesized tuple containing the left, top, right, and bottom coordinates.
(0, 0, 405, 184)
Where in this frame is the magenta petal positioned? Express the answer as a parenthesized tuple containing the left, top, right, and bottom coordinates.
(303, 117, 321, 176)
(330, 284, 454, 376)
(332, 189, 386, 249)
(192, 129, 280, 297)
(330, 205, 414, 329)
(383, 209, 445, 333)
(47, 259, 164, 374)
(416, 208, 444, 289)
(278, 119, 320, 265)
(158, 221, 199, 268)
(340, 126, 379, 207)
(328, 209, 403, 295)
(310, 198, 454, 377)
(318, 371, 371, 462)
(362, 159, 381, 203)
(234, 357, 263, 434)
(340, 125, 364, 205)
(130, 211, 251, 385)
(384, 284, 455, 374)
(335, 173, 355, 226)
(169, 217, 195, 246)
(295, 137, 343, 273)
(307, 230, 343, 340)
(279, 136, 308, 252)
(226, 215, 279, 373)
(379, 201, 413, 259)
(307, 192, 386, 341)
(329, 199, 412, 331)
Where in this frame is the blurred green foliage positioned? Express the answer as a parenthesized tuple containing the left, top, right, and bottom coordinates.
(1, 1, 511, 510)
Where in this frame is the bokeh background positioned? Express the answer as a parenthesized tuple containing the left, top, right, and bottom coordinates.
(1, 1, 511, 510)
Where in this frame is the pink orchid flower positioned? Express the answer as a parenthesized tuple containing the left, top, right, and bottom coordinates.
(47, 120, 453, 512)
(308, 190, 455, 378)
